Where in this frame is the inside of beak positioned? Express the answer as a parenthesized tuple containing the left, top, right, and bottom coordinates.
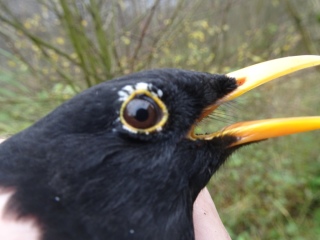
(189, 55, 320, 147)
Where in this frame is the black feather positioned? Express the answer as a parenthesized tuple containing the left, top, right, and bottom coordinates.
(0, 69, 238, 240)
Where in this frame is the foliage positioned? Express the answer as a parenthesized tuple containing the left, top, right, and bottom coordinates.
(0, 0, 320, 239)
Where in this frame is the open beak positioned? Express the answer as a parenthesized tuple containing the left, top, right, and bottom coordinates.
(189, 55, 320, 147)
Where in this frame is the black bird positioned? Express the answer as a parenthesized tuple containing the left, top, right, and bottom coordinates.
(0, 56, 320, 240)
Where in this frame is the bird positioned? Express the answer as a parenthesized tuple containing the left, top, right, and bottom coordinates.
(0, 56, 320, 240)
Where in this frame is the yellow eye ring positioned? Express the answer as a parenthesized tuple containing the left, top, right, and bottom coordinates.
(119, 89, 169, 134)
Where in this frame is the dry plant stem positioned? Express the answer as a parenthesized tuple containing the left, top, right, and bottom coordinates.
(130, 0, 160, 72)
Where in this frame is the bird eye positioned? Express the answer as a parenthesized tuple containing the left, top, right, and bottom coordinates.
(123, 96, 162, 129)
(119, 90, 169, 134)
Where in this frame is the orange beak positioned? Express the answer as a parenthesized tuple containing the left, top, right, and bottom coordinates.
(189, 55, 320, 146)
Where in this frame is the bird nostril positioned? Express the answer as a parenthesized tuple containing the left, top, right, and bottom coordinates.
(236, 77, 246, 86)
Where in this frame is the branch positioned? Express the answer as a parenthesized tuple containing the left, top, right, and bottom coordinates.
(284, 0, 319, 55)
(129, 0, 160, 72)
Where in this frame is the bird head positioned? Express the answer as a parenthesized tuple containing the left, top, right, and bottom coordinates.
(0, 55, 320, 239)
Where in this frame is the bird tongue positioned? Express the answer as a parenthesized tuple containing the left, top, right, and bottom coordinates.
(190, 55, 320, 146)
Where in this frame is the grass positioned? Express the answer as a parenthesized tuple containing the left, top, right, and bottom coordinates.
(211, 135, 320, 239)
(0, 49, 76, 135)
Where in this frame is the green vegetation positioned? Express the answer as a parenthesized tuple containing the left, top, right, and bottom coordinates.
(0, 0, 319, 239)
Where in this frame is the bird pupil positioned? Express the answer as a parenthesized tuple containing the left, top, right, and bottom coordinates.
(136, 108, 149, 122)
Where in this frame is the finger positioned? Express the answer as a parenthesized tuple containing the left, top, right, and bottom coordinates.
(193, 188, 231, 240)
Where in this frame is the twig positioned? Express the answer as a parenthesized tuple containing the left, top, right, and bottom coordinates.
(129, 0, 160, 72)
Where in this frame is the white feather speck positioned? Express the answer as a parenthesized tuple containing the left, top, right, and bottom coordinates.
(135, 82, 149, 90)
(123, 125, 138, 134)
(118, 90, 129, 101)
(157, 89, 163, 97)
(123, 85, 135, 94)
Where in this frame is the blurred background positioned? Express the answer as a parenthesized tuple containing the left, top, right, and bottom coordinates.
(0, 0, 319, 239)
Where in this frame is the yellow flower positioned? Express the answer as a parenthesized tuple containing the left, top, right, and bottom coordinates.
(189, 31, 205, 42)
(7, 61, 16, 67)
(121, 36, 130, 45)
(23, 21, 32, 29)
(56, 37, 65, 45)
(81, 20, 88, 27)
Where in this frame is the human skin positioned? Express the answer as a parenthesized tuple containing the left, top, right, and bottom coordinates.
(193, 188, 231, 240)
(0, 138, 230, 240)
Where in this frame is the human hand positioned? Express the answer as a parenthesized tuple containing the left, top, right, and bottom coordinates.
(193, 188, 231, 240)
